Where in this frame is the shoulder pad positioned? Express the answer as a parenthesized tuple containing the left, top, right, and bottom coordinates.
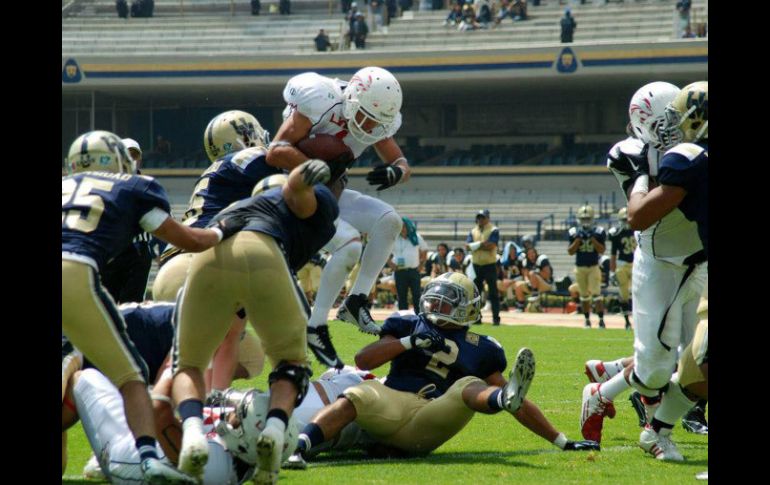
(664, 143, 706, 160)
(608, 226, 619, 236)
(594, 226, 606, 235)
(229, 146, 266, 170)
(484, 335, 504, 349)
(536, 254, 549, 265)
(568, 227, 577, 236)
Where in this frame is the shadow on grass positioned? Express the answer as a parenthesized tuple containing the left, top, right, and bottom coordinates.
(307, 449, 549, 469)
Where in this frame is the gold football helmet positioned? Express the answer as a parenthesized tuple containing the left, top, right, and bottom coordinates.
(251, 174, 289, 197)
(420, 272, 481, 327)
(577, 205, 595, 229)
(663, 81, 708, 144)
(618, 207, 629, 229)
(67, 131, 133, 174)
(204, 110, 269, 163)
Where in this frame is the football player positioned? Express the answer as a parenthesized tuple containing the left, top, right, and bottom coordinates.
(267, 67, 409, 369)
(580, 81, 706, 460)
(514, 247, 554, 313)
(567, 206, 607, 328)
(152, 110, 278, 396)
(63, 130, 243, 484)
(170, 159, 345, 484)
(293, 272, 599, 460)
(608, 207, 636, 330)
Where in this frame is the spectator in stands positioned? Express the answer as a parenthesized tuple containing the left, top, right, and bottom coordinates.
(116, 0, 129, 19)
(560, 7, 576, 43)
(400, 0, 414, 12)
(429, 243, 450, 278)
(130, 0, 153, 18)
(449, 247, 468, 273)
(315, 29, 331, 51)
(444, 3, 464, 26)
(459, 4, 482, 31)
(155, 135, 171, 156)
(682, 23, 697, 38)
(345, 3, 360, 47)
(696, 22, 707, 38)
(280, 0, 291, 15)
(466, 209, 501, 325)
(341, 0, 352, 14)
(371, 0, 387, 33)
(432, 0, 444, 9)
(475, 0, 492, 28)
(251, 0, 261, 15)
(352, 12, 369, 49)
(388, 217, 429, 310)
(675, 0, 691, 39)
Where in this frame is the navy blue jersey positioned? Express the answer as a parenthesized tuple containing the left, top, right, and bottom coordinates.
(608, 226, 636, 263)
(78, 302, 175, 381)
(183, 147, 283, 229)
(209, 185, 338, 271)
(534, 254, 553, 283)
(379, 313, 507, 399)
(658, 142, 708, 259)
(568, 226, 607, 267)
(62, 172, 170, 270)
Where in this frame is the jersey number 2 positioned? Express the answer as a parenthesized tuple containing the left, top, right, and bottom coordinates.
(424, 340, 459, 379)
(62, 177, 115, 233)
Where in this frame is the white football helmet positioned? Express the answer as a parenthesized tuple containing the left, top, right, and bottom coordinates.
(204, 110, 270, 163)
(628, 82, 681, 152)
(342, 67, 402, 145)
(214, 389, 298, 464)
(67, 130, 133, 174)
(420, 272, 481, 327)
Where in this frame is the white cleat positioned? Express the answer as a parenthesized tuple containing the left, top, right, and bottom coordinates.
(584, 360, 611, 383)
(696, 471, 708, 480)
(141, 457, 198, 485)
(254, 426, 284, 485)
(178, 428, 208, 481)
(639, 426, 684, 462)
(282, 451, 308, 470)
(501, 348, 536, 414)
(82, 453, 105, 480)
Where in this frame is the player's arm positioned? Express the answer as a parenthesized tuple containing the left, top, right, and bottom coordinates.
(373, 137, 411, 183)
(151, 217, 224, 253)
(627, 182, 687, 231)
(590, 233, 605, 254)
(354, 335, 408, 370)
(282, 159, 334, 219)
(567, 228, 581, 255)
(480, 228, 499, 251)
(265, 110, 313, 170)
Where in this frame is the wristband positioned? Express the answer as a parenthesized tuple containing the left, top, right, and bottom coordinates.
(211, 227, 224, 243)
(553, 433, 568, 450)
(151, 394, 173, 406)
(630, 174, 649, 196)
(399, 336, 413, 350)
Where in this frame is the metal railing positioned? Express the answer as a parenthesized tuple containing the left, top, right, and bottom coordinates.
(411, 214, 556, 242)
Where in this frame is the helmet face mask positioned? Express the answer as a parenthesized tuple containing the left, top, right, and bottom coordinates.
(618, 207, 629, 229)
(204, 110, 269, 163)
(628, 82, 681, 152)
(342, 67, 402, 145)
(67, 130, 133, 175)
(662, 81, 708, 144)
(420, 272, 480, 327)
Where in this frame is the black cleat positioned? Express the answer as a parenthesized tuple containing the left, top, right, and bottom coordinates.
(682, 406, 708, 435)
(337, 294, 381, 335)
(629, 391, 648, 428)
(307, 325, 344, 369)
(598, 320, 606, 329)
(584, 319, 592, 328)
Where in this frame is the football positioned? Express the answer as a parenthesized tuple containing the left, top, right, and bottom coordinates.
(296, 133, 355, 165)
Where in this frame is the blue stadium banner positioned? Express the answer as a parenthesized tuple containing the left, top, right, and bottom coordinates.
(555, 47, 579, 74)
(62, 58, 83, 83)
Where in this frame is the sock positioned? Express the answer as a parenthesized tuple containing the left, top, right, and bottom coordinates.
(599, 371, 630, 401)
(298, 423, 326, 452)
(597, 311, 604, 321)
(182, 416, 204, 435)
(487, 389, 504, 411)
(651, 417, 675, 434)
(696, 399, 707, 411)
(266, 409, 289, 429)
(265, 417, 287, 435)
(178, 399, 204, 421)
(136, 436, 159, 461)
(604, 359, 626, 378)
(309, 241, 361, 328)
(584, 312, 590, 322)
(350, 211, 401, 296)
(653, 382, 697, 431)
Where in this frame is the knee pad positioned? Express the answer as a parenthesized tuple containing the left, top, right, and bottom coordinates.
(631, 369, 671, 396)
(268, 361, 313, 407)
(579, 296, 591, 303)
(592, 295, 603, 303)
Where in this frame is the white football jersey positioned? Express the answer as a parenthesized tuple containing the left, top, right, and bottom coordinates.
(608, 138, 703, 263)
(282, 72, 403, 158)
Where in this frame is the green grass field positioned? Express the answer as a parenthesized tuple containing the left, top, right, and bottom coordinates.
(63, 321, 708, 484)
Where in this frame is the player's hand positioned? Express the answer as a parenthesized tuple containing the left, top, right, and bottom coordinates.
(609, 272, 619, 287)
(607, 152, 649, 194)
(410, 328, 449, 353)
(215, 213, 247, 241)
(563, 440, 601, 451)
(366, 164, 405, 191)
(300, 159, 331, 186)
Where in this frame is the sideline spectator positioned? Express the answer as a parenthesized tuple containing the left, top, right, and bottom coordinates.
(251, 0, 261, 15)
(466, 209, 501, 325)
(315, 29, 331, 51)
(449, 247, 468, 273)
(116, 0, 129, 18)
(675, 0, 691, 39)
(388, 218, 428, 310)
(459, 4, 481, 31)
(560, 7, 576, 43)
(280, 0, 291, 15)
(497, 242, 523, 309)
(352, 12, 369, 49)
(429, 243, 450, 278)
(444, 3, 463, 26)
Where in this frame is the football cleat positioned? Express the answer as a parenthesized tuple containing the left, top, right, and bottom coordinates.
(639, 426, 684, 461)
(307, 325, 344, 369)
(629, 392, 649, 428)
(178, 428, 208, 481)
(584, 319, 591, 328)
(584, 360, 611, 384)
(681, 406, 708, 435)
(501, 348, 536, 414)
(82, 453, 105, 480)
(282, 451, 308, 470)
(254, 426, 284, 485)
(140, 457, 197, 485)
(598, 320, 606, 329)
(580, 383, 616, 443)
(337, 294, 381, 335)
(696, 471, 708, 481)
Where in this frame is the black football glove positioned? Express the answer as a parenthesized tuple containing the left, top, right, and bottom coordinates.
(299, 159, 331, 186)
(366, 164, 405, 191)
(563, 440, 600, 451)
(214, 213, 247, 241)
(607, 151, 649, 195)
(410, 328, 449, 353)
